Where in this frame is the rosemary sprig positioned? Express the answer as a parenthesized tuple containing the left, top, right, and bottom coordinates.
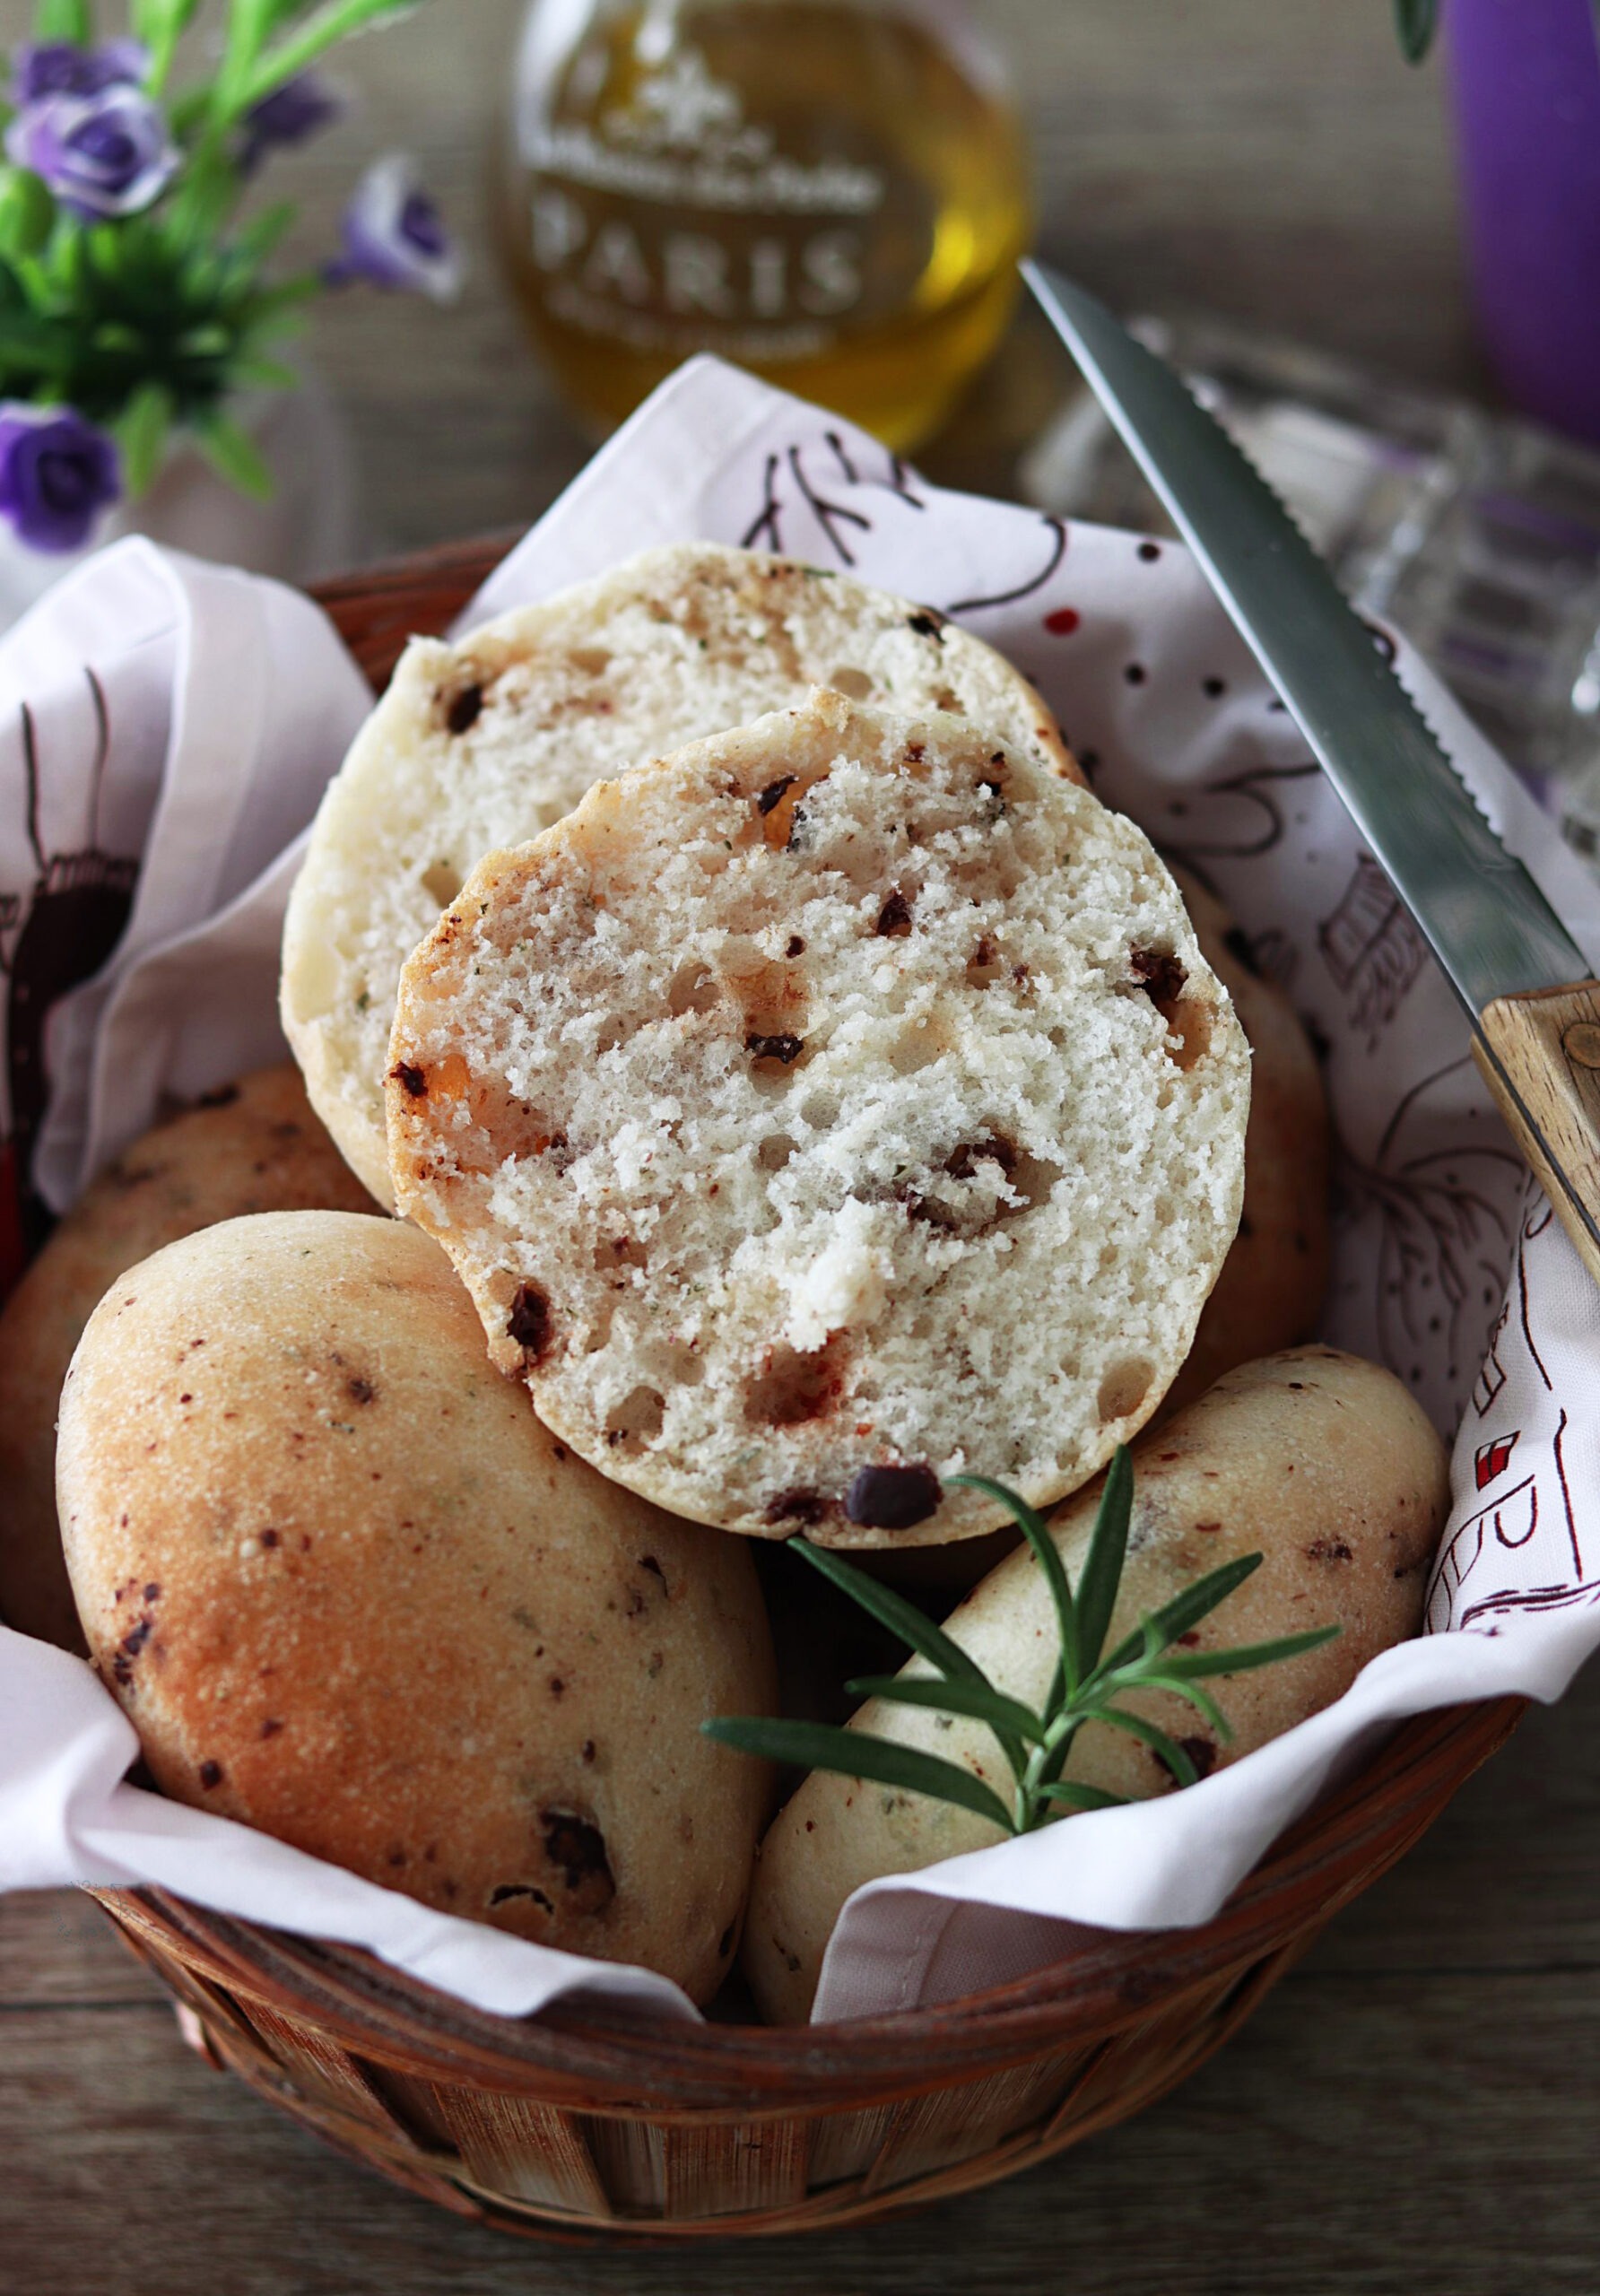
(704, 1453, 1340, 1837)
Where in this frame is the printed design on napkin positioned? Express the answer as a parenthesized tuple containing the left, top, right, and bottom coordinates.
(1, 677, 139, 1276)
(733, 426, 1071, 615)
(1429, 1198, 1600, 1631)
(739, 430, 926, 566)
(1332, 1056, 1524, 1409)
(1317, 851, 1428, 1044)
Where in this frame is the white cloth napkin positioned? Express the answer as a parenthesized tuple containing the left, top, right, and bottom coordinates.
(1, 358, 1596, 2027)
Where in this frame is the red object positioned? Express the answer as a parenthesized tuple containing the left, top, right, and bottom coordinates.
(1043, 605, 1081, 635)
(1475, 1432, 1520, 1490)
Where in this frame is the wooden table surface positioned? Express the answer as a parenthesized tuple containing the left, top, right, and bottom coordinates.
(5, 4, 1593, 2290)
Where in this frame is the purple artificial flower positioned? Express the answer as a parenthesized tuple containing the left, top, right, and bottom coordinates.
(238, 72, 343, 175)
(10, 38, 147, 108)
(330, 153, 462, 302)
(5, 83, 178, 220)
(0, 404, 120, 554)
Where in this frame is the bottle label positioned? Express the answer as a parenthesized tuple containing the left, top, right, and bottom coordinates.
(518, 42, 890, 361)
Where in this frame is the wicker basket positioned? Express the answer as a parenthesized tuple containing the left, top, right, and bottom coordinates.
(87, 536, 1523, 2244)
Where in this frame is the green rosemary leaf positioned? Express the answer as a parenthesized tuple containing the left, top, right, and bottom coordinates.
(1033, 1779, 1128, 1813)
(1156, 1624, 1342, 1680)
(702, 1717, 1015, 1833)
(786, 1539, 991, 1689)
(1072, 1445, 1133, 1682)
(1393, 0, 1439, 64)
(843, 1674, 1046, 1751)
(1085, 1705, 1200, 1787)
(33, 0, 91, 40)
(193, 410, 273, 499)
(1093, 1552, 1264, 1682)
(1133, 1672, 1233, 1743)
(949, 1473, 1077, 1698)
(117, 380, 174, 497)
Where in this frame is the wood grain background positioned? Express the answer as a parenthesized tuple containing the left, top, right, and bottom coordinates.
(5, 3, 1595, 2289)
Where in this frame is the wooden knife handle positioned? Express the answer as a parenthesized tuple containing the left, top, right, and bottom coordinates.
(1474, 979, 1600, 1288)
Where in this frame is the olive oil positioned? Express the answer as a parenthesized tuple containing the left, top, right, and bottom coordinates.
(500, 0, 1032, 448)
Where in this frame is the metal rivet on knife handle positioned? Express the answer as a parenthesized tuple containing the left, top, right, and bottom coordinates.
(1474, 981, 1600, 1289)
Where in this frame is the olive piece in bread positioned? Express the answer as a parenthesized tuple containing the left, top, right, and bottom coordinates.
(57, 1211, 776, 2004)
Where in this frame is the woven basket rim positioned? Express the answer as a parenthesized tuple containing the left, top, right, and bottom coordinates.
(90, 535, 1523, 2102)
(97, 1693, 1523, 2100)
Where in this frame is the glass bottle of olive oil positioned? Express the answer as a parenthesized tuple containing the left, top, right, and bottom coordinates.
(500, 0, 1032, 449)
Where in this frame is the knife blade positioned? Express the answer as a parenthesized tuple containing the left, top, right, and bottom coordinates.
(1023, 257, 1600, 1283)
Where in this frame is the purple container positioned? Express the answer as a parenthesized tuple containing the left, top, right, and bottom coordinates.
(1447, 0, 1600, 443)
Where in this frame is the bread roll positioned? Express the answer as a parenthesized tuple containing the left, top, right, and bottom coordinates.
(744, 1347, 1446, 2022)
(0, 1066, 370, 1653)
(387, 687, 1249, 1546)
(57, 1211, 776, 2003)
(283, 542, 1080, 1205)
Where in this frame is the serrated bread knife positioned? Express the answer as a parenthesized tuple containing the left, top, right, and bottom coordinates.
(1024, 258, 1600, 1290)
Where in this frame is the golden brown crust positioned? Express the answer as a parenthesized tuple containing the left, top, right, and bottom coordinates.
(57, 1211, 776, 2002)
(0, 1065, 371, 1653)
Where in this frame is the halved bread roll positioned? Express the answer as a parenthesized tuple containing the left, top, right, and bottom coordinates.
(386, 689, 1249, 1547)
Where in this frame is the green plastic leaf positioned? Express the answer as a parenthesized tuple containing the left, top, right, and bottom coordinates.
(229, 355, 299, 391)
(0, 313, 74, 373)
(1033, 1779, 1127, 1813)
(1393, 0, 1439, 64)
(1156, 1624, 1342, 1680)
(0, 170, 56, 262)
(786, 1539, 993, 1691)
(702, 1717, 1015, 1834)
(215, 0, 285, 114)
(231, 199, 297, 266)
(116, 381, 174, 497)
(1094, 1553, 1264, 1683)
(194, 411, 274, 500)
(950, 1473, 1076, 1700)
(1085, 1705, 1201, 1787)
(177, 323, 234, 358)
(133, 0, 204, 51)
(843, 1674, 1046, 1752)
(1071, 1445, 1133, 1682)
(239, 0, 425, 113)
(34, 0, 91, 40)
